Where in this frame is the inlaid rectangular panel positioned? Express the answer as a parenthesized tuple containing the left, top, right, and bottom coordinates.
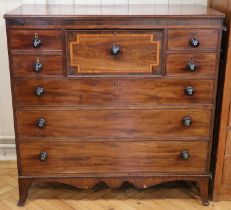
(16, 109, 211, 139)
(14, 79, 214, 106)
(66, 30, 163, 75)
(20, 140, 208, 175)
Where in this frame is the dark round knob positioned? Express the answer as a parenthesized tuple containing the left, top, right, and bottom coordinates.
(33, 62, 43, 72)
(187, 61, 197, 72)
(37, 117, 46, 128)
(189, 38, 200, 48)
(39, 152, 48, 161)
(183, 117, 192, 127)
(32, 38, 42, 48)
(180, 150, 190, 160)
(110, 45, 120, 56)
(34, 86, 44, 97)
(184, 86, 195, 96)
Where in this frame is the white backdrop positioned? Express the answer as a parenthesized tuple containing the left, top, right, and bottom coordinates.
(0, 0, 208, 159)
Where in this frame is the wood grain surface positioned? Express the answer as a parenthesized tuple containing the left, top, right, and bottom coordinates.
(67, 30, 162, 75)
(166, 52, 217, 77)
(14, 79, 214, 106)
(168, 29, 219, 50)
(19, 140, 208, 175)
(16, 109, 211, 139)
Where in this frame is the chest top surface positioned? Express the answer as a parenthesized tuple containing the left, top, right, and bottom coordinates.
(4, 4, 224, 18)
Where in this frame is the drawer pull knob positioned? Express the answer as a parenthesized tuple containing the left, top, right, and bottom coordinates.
(187, 62, 197, 72)
(184, 86, 195, 96)
(39, 152, 48, 161)
(32, 33, 42, 48)
(34, 86, 44, 97)
(180, 150, 190, 160)
(189, 38, 200, 48)
(183, 117, 192, 127)
(37, 118, 46, 128)
(33, 57, 43, 72)
(111, 45, 120, 56)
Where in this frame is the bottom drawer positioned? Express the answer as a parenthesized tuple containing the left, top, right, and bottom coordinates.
(20, 140, 208, 175)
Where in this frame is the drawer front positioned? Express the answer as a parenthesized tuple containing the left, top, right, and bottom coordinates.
(20, 140, 208, 175)
(166, 53, 217, 77)
(17, 109, 211, 139)
(66, 30, 162, 75)
(12, 55, 63, 77)
(9, 29, 63, 50)
(14, 79, 214, 106)
(168, 29, 219, 50)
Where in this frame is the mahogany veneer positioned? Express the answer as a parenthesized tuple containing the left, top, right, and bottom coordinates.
(4, 4, 224, 206)
(14, 79, 214, 106)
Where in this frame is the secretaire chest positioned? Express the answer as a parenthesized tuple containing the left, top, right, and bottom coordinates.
(4, 4, 224, 206)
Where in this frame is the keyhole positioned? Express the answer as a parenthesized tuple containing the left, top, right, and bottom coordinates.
(113, 112, 116, 117)
(113, 83, 116, 87)
(191, 32, 197, 37)
(112, 143, 117, 148)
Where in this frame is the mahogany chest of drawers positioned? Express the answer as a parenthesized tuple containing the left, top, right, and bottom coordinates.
(4, 4, 224, 206)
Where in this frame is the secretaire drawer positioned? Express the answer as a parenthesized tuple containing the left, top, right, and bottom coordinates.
(20, 140, 208, 175)
(12, 55, 63, 77)
(166, 53, 217, 77)
(14, 79, 214, 106)
(9, 29, 63, 50)
(66, 30, 163, 75)
(168, 29, 219, 50)
(16, 109, 211, 139)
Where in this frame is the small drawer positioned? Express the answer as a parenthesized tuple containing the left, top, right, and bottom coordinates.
(166, 53, 217, 77)
(66, 30, 163, 75)
(9, 29, 63, 50)
(168, 29, 219, 50)
(20, 140, 208, 175)
(11, 55, 63, 77)
(16, 109, 211, 139)
(14, 79, 214, 106)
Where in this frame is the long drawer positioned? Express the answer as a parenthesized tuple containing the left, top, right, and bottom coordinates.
(14, 79, 214, 106)
(16, 109, 211, 139)
(20, 140, 208, 175)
